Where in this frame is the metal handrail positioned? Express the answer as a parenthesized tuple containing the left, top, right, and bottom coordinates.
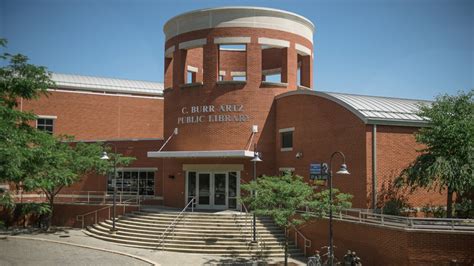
(156, 197, 195, 250)
(289, 224, 312, 256)
(238, 202, 266, 255)
(76, 196, 140, 229)
(55, 190, 140, 204)
(301, 209, 474, 232)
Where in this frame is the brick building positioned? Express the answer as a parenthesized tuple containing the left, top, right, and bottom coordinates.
(21, 6, 445, 210)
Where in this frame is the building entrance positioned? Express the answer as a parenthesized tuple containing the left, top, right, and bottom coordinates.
(186, 171, 240, 210)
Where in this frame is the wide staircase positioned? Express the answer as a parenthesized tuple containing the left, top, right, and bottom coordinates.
(84, 208, 304, 257)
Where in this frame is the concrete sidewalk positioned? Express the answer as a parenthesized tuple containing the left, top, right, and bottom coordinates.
(1, 228, 307, 266)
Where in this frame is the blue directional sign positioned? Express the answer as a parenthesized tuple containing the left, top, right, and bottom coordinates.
(310, 163, 328, 180)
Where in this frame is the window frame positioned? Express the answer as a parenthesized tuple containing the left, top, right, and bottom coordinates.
(107, 168, 157, 197)
(279, 127, 294, 151)
(36, 115, 57, 134)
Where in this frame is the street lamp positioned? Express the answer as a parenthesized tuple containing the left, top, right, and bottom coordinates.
(100, 143, 118, 234)
(250, 144, 262, 243)
(327, 151, 350, 266)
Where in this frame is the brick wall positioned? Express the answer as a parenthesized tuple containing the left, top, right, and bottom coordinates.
(61, 140, 164, 197)
(366, 125, 446, 208)
(297, 219, 474, 265)
(22, 90, 164, 140)
(275, 94, 368, 208)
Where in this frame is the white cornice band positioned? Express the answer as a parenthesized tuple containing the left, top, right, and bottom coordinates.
(258, 37, 290, 48)
(178, 38, 207, 50)
(164, 7, 315, 43)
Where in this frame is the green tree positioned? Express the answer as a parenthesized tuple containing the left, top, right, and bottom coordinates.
(398, 90, 474, 218)
(241, 174, 352, 265)
(0, 38, 55, 183)
(21, 135, 135, 229)
(0, 38, 136, 228)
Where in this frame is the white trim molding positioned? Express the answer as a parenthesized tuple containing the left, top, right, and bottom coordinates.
(147, 150, 255, 158)
(214, 37, 251, 44)
(258, 37, 290, 48)
(231, 71, 246, 77)
(262, 68, 282, 75)
(37, 115, 58, 120)
(279, 127, 295, 133)
(187, 65, 199, 73)
(295, 43, 312, 56)
(183, 164, 244, 171)
(165, 46, 175, 58)
(178, 38, 207, 50)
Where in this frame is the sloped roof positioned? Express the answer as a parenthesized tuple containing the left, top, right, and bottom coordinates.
(51, 73, 164, 96)
(276, 90, 431, 127)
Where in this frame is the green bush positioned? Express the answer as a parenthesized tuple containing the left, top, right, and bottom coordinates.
(422, 204, 447, 218)
(382, 198, 409, 216)
(455, 199, 474, 219)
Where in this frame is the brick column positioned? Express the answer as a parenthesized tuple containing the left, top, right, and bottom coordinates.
(281, 46, 297, 88)
(246, 42, 262, 85)
(203, 43, 219, 84)
(172, 49, 187, 88)
(164, 57, 173, 88)
(301, 54, 312, 88)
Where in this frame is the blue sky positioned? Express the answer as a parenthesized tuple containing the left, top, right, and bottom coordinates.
(1, 0, 472, 100)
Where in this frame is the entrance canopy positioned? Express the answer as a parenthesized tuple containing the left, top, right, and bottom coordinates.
(147, 150, 254, 158)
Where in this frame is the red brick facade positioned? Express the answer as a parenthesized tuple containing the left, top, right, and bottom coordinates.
(22, 90, 164, 141)
(297, 219, 474, 265)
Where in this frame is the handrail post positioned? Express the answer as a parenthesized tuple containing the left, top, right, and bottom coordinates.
(95, 212, 97, 224)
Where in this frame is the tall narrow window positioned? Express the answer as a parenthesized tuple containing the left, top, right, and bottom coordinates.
(37, 118, 54, 134)
(261, 46, 284, 83)
(279, 127, 294, 151)
(219, 44, 247, 82)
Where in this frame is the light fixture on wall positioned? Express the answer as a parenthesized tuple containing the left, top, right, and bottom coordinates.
(296, 152, 303, 159)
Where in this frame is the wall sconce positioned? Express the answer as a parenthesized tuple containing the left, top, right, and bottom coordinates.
(296, 152, 303, 159)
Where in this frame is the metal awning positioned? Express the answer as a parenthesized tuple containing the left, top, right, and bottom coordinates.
(147, 150, 254, 158)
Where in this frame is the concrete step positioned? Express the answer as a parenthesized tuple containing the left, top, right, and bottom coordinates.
(124, 213, 275, 224)
(84, 209, 305, 257)
(117, 218, 279, 231)
(132, 211, 273, 221)
(89, 226, 287, 248)
(103, 220, 285, 236)
(92, 224, 287, 244)
(84, 229, 303, 256)
(98, 222, 286, 239)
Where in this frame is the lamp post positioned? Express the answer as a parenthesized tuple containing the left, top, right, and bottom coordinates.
(327, 151, 350, 266)
(100, 143, 118, 234)
(250, 144, 262, 243)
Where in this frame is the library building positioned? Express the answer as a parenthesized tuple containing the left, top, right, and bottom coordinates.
(9, 6, 473, 265)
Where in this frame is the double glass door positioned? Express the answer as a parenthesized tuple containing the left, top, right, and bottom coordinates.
(186, 171, 239, 210)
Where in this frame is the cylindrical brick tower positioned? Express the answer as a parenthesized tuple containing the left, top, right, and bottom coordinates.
(154, 7, 315, 208)
(162, 7, 314, 156)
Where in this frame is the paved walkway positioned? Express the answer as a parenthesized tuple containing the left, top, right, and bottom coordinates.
(0, 237, 148, 266)
(0, 228, 306, 266)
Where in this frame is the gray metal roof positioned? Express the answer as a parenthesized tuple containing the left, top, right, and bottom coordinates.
(51, 73, 164, 96)
(276, 90, 432, 127)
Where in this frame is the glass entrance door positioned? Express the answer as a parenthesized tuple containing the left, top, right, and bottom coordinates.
(213, 173, 227, 208)
(197, 173, 211, 208)
(187, 171, 240, 210)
